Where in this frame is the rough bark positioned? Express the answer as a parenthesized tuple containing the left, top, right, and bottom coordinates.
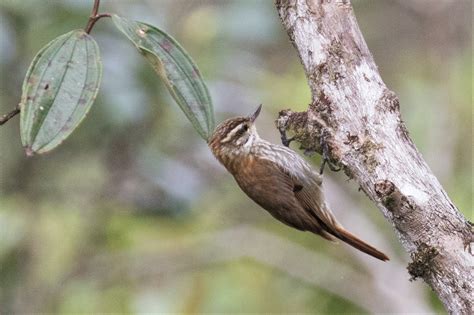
(274, 0, 473, 313)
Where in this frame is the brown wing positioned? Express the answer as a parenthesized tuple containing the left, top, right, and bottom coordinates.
(293, 176, 343, 234)
(288, 160, 390, 261)
(233, 155, 389, 261)
(233, 156, 332, 238)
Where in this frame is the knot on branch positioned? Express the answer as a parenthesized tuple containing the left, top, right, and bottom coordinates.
(310, 91, 339, 129)
(374, 180, 395, 197)
(276, 107, 344, 169)
(374, 180, 416, 214)
(357, 135, 384, 173)
(375, 179, 423, 229)
(463, 222, 474, 255)
(376, 89, 400, 113)
(407, 242, 439, 281)
(276, 107, 340, 156)
(276, 109, 317, 153)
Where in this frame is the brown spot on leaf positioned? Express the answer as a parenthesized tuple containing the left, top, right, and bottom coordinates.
(44, 84, 49, 90)
(161, 39, 173, 52)
(27, 76, 37, 85)
(138, 27, 147, 37)
(25, 147, 34, 157)
(192, 66, 201, 79)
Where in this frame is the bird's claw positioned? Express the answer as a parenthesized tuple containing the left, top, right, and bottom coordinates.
(279, 127, 294, 147)
(319, 158, 342, 175)
(319, 129, 342, 175)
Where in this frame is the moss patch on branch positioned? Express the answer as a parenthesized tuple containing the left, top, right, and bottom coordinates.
(407, 243, 439, 281)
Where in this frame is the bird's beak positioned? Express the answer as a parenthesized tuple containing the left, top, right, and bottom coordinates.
(249, 104, 262, 123)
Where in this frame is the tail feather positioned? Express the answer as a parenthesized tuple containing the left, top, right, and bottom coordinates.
(333, 226, 389, 261)
(310, 212, 389, 261)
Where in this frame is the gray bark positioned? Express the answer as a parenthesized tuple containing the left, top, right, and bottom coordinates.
(274, 0, 473, 313)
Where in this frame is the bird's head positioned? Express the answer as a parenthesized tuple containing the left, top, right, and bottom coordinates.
(208, 104, 262, 159)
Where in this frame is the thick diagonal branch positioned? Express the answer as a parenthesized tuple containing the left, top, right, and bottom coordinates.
(274, 0, 473, 313)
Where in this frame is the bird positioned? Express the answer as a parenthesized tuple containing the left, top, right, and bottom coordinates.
(208, 104, 389, 261)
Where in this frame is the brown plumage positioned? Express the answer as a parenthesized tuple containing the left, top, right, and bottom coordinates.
(208, 105, 389, 261)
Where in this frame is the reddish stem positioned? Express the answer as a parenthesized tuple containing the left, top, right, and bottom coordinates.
(84, 0, 111, 34)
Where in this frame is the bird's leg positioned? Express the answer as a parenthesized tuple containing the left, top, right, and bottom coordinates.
(279, 126, 294, 147)
(319, 129, 342, 175)
(319, 159, 328, 175)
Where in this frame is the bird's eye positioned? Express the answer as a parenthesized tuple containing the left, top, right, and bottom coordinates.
(233, 124, 249, 139)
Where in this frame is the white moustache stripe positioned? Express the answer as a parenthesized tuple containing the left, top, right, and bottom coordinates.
(220, 123, 244, 143)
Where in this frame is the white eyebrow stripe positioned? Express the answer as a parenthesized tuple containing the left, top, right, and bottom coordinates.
(221, 123, 244, 143)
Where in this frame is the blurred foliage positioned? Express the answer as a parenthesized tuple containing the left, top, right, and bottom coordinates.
(0, 0, 471, 313)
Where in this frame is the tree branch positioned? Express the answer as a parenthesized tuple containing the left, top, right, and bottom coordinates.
(274, 0, 473, 313)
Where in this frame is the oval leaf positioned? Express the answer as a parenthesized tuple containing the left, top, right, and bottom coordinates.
(112, 15, 214, 140)
(20, 30, 102, 155)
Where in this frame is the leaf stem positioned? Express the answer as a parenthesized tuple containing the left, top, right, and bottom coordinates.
(0, 104, 20, 126)
(84, 0, 112, 34)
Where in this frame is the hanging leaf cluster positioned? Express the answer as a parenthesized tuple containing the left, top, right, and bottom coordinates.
(17, 12, 214, 156)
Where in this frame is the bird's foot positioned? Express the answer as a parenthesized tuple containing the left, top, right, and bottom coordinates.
(319, 129, 342, 175)
(279, 126, 294, 147)
(319, 158, 342, 175)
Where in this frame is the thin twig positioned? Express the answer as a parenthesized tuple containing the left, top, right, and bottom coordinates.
(84, 0, 112, 34)
(0, 105, 20, 126)
(91, 0, 101, 16)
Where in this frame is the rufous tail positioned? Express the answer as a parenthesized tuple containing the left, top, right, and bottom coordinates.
(333, 226, 389, 261)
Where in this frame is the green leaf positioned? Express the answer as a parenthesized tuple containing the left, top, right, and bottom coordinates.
(20, 30, 102, 156)
(112, 15, 215, 141)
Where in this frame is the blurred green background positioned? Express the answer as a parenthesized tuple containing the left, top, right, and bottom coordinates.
(0, 0, 471, 313)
